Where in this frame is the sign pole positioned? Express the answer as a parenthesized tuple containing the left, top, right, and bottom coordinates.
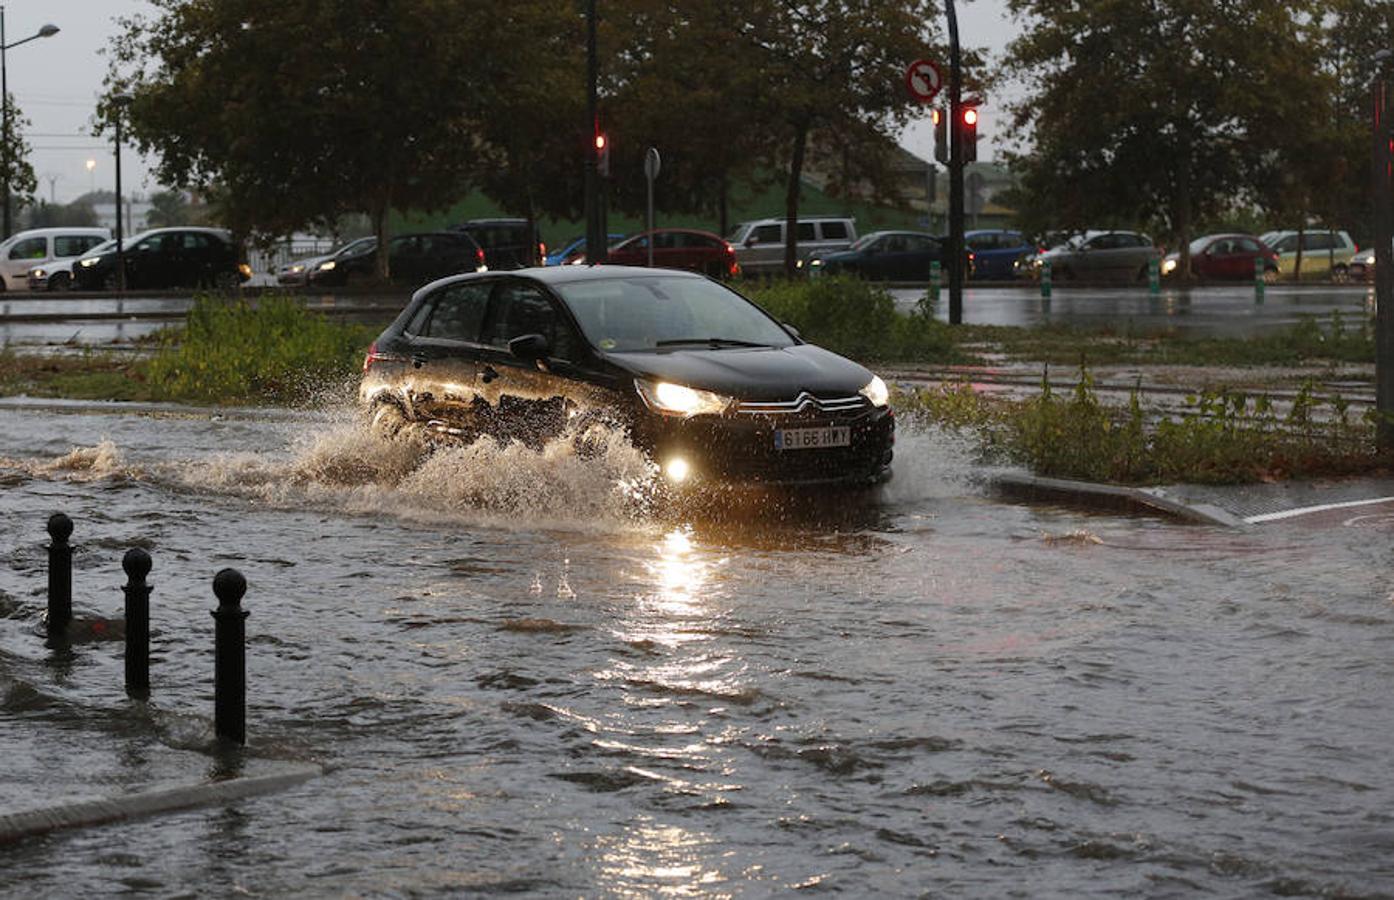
(645, 147, 661, 268)
(945, 0, 964, 326)
(1373, 52, 1394, 450)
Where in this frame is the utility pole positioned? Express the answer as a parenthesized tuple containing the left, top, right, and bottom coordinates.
(583, 0, 606, 265)
(1373, 50, 1393, 451)
(945, 0, 965, 325)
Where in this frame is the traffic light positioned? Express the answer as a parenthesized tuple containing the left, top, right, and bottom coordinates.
(595, 133, 610, 177)
(932, 108, 947, 164)
(959, 106, 978, 163)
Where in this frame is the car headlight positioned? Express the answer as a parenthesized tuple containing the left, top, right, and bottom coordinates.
(859, 375, 889, 408)
(30, 268, 46, 278)
(318, 260, 337, 272)
(238, 263, 252, 278)
(78, 257, 99, 268)
(288, 264, 304, 274)
(635, 379, 732, 417)
(1161, 258, 1178, 275)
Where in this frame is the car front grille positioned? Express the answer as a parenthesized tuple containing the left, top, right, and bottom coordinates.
(735, 392, 869, 418)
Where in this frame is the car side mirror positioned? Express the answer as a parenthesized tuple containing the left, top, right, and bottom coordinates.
(509, 333, 549, 361)
(743, 235, 758, 247)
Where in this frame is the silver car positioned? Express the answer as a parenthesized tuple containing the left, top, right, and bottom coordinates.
(1034, 230, 1161, 282)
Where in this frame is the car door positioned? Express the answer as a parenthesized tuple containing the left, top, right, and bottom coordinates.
(902, 234, 940, 281)
(475, 279, 591, 447)
(388, 235, 423, 285)
(741, 223, 783, 274)
(399, 279, 492, 434)
(180, 231, 216, 286)
(4, 236, 48, 289)
(127, 234, 174, 288)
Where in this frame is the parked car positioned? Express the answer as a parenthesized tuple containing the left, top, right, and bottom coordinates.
(72, 227, 250, 291)
(276, 237, 376, 286)
(806, 231, 945, 281)
(28, 236, 116, 291)
(727, 216, 857, 277)
(1032, 230, 1161, 282)
(0, 227, 109, 291)
(1161, 234, 1279, 282)
(964, 229, 1036, 280)
(450, 218, 542, 269)
(545, 233, 625, 266)
(360, 266, 894, 487)
(307, 232, 485, 287)
(584, 228, 738, 278)
(1348, 243, 1389, 281)
(1258, 230, 1358, 281)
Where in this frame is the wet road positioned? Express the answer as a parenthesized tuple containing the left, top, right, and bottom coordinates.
(0, 283, 1376, 347)
(1, 401, 1392, 896)
(891, 282, 1375, 337)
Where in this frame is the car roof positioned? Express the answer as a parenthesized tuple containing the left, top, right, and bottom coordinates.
(862, 230, 938, 238)
(3, 226, 109, 238)
(416, 265, 705, 298)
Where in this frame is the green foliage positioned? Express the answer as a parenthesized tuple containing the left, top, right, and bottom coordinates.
(901, 365, 1384, 484)
(743, 276, 961, 363)
(144, 296, 373, 404)
(25, 200, 99, 229)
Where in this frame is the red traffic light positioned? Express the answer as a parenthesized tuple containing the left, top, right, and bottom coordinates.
(594, 134, 606, 151)
(962, 108, 978, 127)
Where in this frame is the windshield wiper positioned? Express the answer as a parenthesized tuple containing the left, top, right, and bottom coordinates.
(655, 337, 771, 349)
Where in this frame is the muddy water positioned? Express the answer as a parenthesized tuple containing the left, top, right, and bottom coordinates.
(1, 402, 1392, 897)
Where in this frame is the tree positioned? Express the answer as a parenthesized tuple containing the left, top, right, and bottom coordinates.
(145, 189, 191, 228)
(0, 93, 38, 233)
(25, 200, 98, 229)
(999, 0, 1340, 280)
(105, 0, 490, 279)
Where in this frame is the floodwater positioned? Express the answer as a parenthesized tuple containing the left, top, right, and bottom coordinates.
(1, 399, 1392, 897)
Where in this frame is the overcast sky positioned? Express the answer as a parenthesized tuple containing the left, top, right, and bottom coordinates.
(16, 0, 1017, 206)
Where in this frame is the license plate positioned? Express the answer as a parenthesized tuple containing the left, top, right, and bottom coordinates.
(774, 426, 851, 450)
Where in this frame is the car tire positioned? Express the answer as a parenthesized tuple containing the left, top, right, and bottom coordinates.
(1262, 267, 1279, 284)
(1332, 264, 1349, 284)
(368, 402, 411, 441)
(47, 272, 71, 291)
(213, 269, 241, 291)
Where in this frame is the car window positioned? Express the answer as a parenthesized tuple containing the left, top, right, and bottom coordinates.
(1235, 238, 1259, 253)
(751, 224, 781, 244)
(795, 223, 816, 241)
(1302, 233, 1336, 251)
(419, 281, 490, 342)
(55, 235, 101, 257)
(820, 221, 849, 240)
(1086, 234, 1115, 250)
(555, 275, 793, 353)
(8, 237, 47, 260)
(183, 233, 212, 250)
(906, 235, 937, 252)
(654, 232, 680, 250)
(1273, 235, 1298, 252)
(483, 282, 578, 360)
(966, 234, 995, 251)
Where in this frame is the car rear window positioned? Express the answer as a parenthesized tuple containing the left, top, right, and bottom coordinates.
(419, 282, 491, 341)
(820, 221, 849, 240)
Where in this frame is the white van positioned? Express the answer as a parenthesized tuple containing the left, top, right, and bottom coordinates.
(0, 227, 111, 291)
(727, 216, 857, 276)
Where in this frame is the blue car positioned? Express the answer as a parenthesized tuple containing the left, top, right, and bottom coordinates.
(965, 229, 1036, 280)
(544, 233, 625, 266)
(805, 230, 944, 281)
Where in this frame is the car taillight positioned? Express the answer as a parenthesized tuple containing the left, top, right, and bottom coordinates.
(476, 248, 486, 266)
(538, 241, 546, 261)
(362, 342, 401, 372)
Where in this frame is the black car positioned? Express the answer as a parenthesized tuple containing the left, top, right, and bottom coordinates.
(449, 218, 541, 270)
(308, 232, 485, 287)
(359, 266, 894, 488)
(72, 227, 250, 290)
(805, 230, 944, 281)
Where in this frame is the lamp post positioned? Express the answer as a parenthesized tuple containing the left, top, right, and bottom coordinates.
(1373, 49, 1393, 451)
(111, 94, 133, 293)
(0, 7, 59, 239)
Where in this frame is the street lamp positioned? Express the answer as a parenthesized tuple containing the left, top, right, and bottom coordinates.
(0, 7, 59, 239)
(111, 94, 133, 293)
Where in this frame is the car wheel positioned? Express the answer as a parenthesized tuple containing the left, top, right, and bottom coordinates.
(48, 272, 71, 291)
(213, 269, 241, 291)
(368, 402, 412, 441)
(101, 271, 120, 291)
(1331, 264, 1349, 284)
(1262, 267, 1279, 285)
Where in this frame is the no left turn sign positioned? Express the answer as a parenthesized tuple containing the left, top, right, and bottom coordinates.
(905, 59, 943, 103)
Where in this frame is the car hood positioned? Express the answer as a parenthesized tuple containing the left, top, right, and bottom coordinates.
(603, 343, 872, 400)
(810, 248, 861, 264)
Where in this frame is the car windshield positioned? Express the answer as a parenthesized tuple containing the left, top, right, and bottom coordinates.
(338, 237, 377, 258)
(848, 234, 881, 251)
(83, 239, 118, 256)
(552, 275, 795, 353)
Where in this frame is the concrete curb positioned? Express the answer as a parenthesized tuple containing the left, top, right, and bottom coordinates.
(990, 473, 1244, 527)
(0, 763, 322, 845)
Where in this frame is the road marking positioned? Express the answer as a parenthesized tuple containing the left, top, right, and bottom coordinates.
(1244, 496, 1394, 524)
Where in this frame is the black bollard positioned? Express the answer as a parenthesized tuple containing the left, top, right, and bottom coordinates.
(46, 513, 73, 638)
(211, 568, 248, 746)
(123, 548, 152, 698)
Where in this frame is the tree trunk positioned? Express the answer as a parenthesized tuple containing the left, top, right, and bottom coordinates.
(1295, 225, 1304, 282)
(1177, 136, 1193, 283)
(783, 121, 808, 277)
(373, 202, 390, 282)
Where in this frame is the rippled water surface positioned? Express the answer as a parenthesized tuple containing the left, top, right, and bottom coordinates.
(1, 403, 1392, 897)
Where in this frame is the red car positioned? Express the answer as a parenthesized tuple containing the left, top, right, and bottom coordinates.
(1162, 233, 1279, 282)
(582, 228, 739, 278)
